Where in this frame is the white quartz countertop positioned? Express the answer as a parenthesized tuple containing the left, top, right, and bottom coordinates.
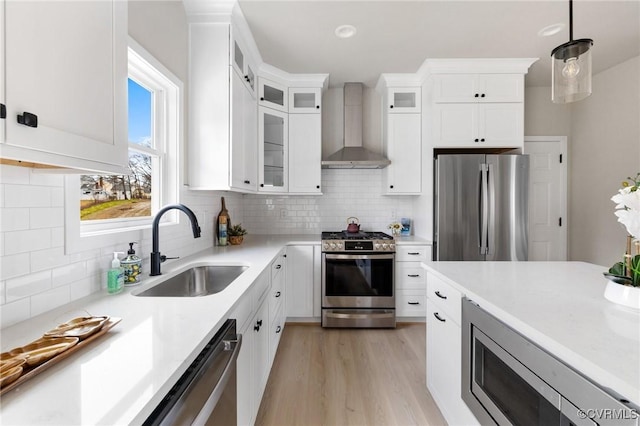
(421, 261, 640, 407)
(0, 235, 319, 426)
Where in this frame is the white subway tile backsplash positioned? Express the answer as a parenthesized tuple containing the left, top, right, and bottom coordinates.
(29, 171, 64, 187)
(4, 185, 52, 208)
(52, 262, 87, 288)
(4, 228, 51, 255)
(31, 285, 70, 317)
(0, 165, 30, 184)
(1, 298, 31, 328)
(0, 208, 30, 232)
(0, 281, 5, 305)
(30, 246, 68, 272)
(0, 184, 5, 208)
(30, 207, 64, 229)
(69, 275, 101, 302)
(0, 253, 30, 280)
(5, 270, 52, 302)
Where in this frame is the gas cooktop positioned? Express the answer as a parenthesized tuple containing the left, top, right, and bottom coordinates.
(321, 231, 395, 252)
(321, 231, 394, 241)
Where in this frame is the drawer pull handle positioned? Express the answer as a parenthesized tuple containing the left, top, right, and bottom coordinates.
(433, 312, 446, 322)
(275, 264, 281, 269)
(275, 291, 281, 298)
(407, 274, 420, 278)
(408, 301, 420, 305)
(276, 326, 282, 333)
(435, 291, 447, 299)
(17, 111, 38, 128)
(408, 252, 420, 255)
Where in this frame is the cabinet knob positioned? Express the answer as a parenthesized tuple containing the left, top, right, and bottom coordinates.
(275, 264, 281, 269)
(275, 291, 281, 298)
(316, 105, 320, 109)
(276, 326, 282, 334)
(474, 93, 479, 98)
(0, 103, 5, 119)
(481, 93, 486, 98)
(390, 105, 394, 109)
(390, 185, 394, 189)
(244, 75, 250, 81)
(474, 138, 479, 143)
(316, 185, 320, 189)
(244, 180, 250, 184)
(480, 138, 485, 142)
(260, 97, 265, 101)
(260, 183, 264, 187)
(17, 111, 38, 128)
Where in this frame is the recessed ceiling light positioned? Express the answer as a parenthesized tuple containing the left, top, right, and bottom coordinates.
(538, 23, 565, 37)
(335, 24, 357, 39)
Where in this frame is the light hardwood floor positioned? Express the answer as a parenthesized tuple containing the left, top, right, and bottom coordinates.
(255, 323, 447, 426)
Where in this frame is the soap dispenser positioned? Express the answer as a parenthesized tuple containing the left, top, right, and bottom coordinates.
(107, 252, 125, 294)
(121, 242, 142, 285)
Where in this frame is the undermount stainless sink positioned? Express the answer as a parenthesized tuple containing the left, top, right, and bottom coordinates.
(134, 265, 248, 297)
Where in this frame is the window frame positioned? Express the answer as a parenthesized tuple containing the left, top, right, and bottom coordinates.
(64, 37, 183, 254)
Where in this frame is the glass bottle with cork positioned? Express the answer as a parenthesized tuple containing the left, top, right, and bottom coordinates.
(217, 197, 231, 246)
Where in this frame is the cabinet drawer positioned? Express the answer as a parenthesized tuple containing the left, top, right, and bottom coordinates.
(427, 273, 462, 324)
(396, 245, 431, 262)
(271, 252, 286, 282)
(269, 303, 285, 364)
(396, 290, 426, 317)
(395, 264, 426, 289)
(269, 279, 284, 324)
(252, 268, 270, 309)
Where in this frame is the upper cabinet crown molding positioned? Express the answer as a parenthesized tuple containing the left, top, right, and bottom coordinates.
(418, 58, 539, 76)
(259, 63, 329, 91)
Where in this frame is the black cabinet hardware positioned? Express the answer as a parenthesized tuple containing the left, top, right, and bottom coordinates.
(390, 185, 394, 189)
(244, 180, 250, 184)
(474, 93, 479, 98)
(433, 312, 446, 322)
(275, 291, 281, 298)
(17, 111, 38, 128)
(481, 93, 486, 98)
(407, 274, 420, 278)
(408, 301, 420, 305)
(316, 105, 320, 109)
(260, 183, 264, 187)
(0, 103, 6, 119)
(316, 185, 320, 189)
(480, 138, 485, 142)
(408, 252, 419, 255)
(474, 138, 479, 142)
(276, 326, 282, 333)
(275, 264, 281, 269)
(435, 290, 447, 299)
(260, 97, 264, 101)
(390, 105, 394, 109)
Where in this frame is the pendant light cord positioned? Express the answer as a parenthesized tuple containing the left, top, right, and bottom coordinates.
(569, 0, 574, 41)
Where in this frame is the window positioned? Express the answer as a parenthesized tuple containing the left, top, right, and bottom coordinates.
(64, 37, 182, 252)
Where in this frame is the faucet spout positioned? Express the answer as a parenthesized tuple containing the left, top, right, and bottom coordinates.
(150, 204, 202, 276)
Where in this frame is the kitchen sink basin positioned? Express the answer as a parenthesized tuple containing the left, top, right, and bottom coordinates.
(134, 265, 248, 297)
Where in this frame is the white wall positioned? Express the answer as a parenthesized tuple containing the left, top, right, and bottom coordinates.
(0, 1, 242, 329)
(569, 56, 640, 266)
(524, 86, 572, 137)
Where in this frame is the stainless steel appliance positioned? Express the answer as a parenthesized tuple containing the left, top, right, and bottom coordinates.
(434, 154, 529, 261)
(321, 231, 396, 328)
(143, 319, 241, 426)
(462, 298, 639, 426)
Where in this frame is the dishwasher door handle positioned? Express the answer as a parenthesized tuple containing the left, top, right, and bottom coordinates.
(192, 334, 243, 425)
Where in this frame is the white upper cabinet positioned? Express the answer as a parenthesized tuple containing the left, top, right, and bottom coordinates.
(383, 113, 422, 194)
(386, 87, 421, 113)
(288, 88, 321, 113)
(258, 106, 288, 192)
(230, 72, 258, 191)
(288, 113, 321, 193)
(0, 0, 128, 173)
(231, 29, 256, 95)
(432, 74, 524, 103)
(258, 78, 288, 113)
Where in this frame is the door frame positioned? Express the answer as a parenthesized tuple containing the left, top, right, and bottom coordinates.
(524, 136, 568, 260)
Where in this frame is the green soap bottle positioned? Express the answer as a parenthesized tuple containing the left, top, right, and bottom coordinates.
(107, 252, 125, 294)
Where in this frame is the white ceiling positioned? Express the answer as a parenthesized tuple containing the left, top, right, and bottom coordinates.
(237, 0, 640, 88)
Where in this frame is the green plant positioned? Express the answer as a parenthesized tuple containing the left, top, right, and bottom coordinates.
(228, 224, 248, 237)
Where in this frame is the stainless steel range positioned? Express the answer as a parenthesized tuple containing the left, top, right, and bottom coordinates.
(321, 231, 396, 328)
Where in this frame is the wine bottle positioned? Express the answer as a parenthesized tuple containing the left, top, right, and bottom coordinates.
(217, 197, 231, 246)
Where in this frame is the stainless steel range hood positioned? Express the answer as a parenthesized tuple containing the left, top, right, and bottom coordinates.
(321, 83, 390, 169)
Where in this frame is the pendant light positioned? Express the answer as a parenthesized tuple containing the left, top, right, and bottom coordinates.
(551, 0, 593, 103)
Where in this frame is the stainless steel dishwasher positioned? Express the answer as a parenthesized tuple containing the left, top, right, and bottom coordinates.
(143, 319, 242, 425)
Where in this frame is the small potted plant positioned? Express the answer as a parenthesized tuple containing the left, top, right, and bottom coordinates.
(228, 224, 248, 245)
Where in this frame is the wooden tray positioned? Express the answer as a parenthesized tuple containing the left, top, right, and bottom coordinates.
(0, 317, 121, 395)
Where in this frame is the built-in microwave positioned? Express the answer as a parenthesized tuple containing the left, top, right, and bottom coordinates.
(461, 297, 639, 426)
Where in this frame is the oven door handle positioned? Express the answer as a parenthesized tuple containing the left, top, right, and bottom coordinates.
(324, 253, 395, 261)
(324, 311, 395, 320)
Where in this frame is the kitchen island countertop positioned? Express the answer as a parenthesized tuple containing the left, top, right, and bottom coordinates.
(0, 234, 319, 425)
(422, 261, 640, 407)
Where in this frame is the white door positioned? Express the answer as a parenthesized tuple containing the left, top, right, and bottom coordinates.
(524, 136, 568, 261)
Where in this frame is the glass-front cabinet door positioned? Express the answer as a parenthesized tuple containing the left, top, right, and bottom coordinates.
(258, 78, 287, 113)
(387, 87, 421, 113)
(288, 88, 321, 113)
(258, 106, 288, 192)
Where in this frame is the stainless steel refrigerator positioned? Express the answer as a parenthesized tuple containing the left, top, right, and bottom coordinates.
(434, 154, 529, 261)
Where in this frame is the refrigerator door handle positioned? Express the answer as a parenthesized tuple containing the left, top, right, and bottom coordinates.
(479, 163, 489, 255)
(487, 163, 496, 256)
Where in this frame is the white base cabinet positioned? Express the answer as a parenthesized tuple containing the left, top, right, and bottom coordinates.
(425, 271, 478, 426)
(285, 245, 316, 318)
(395, 245, 430, 317)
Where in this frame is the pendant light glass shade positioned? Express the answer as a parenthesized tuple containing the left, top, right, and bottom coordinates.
(551, 38, 593, 103)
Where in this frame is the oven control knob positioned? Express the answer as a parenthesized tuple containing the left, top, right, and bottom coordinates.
(382, 243, 389, 250)
(390, 243, 395, 250)
(375, 243, 381, 250)
(337, 243, 343, 249)
(330, 243, 337, 249)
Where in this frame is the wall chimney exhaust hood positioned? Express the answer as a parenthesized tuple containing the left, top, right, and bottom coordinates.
(321, 83, 390, 169)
